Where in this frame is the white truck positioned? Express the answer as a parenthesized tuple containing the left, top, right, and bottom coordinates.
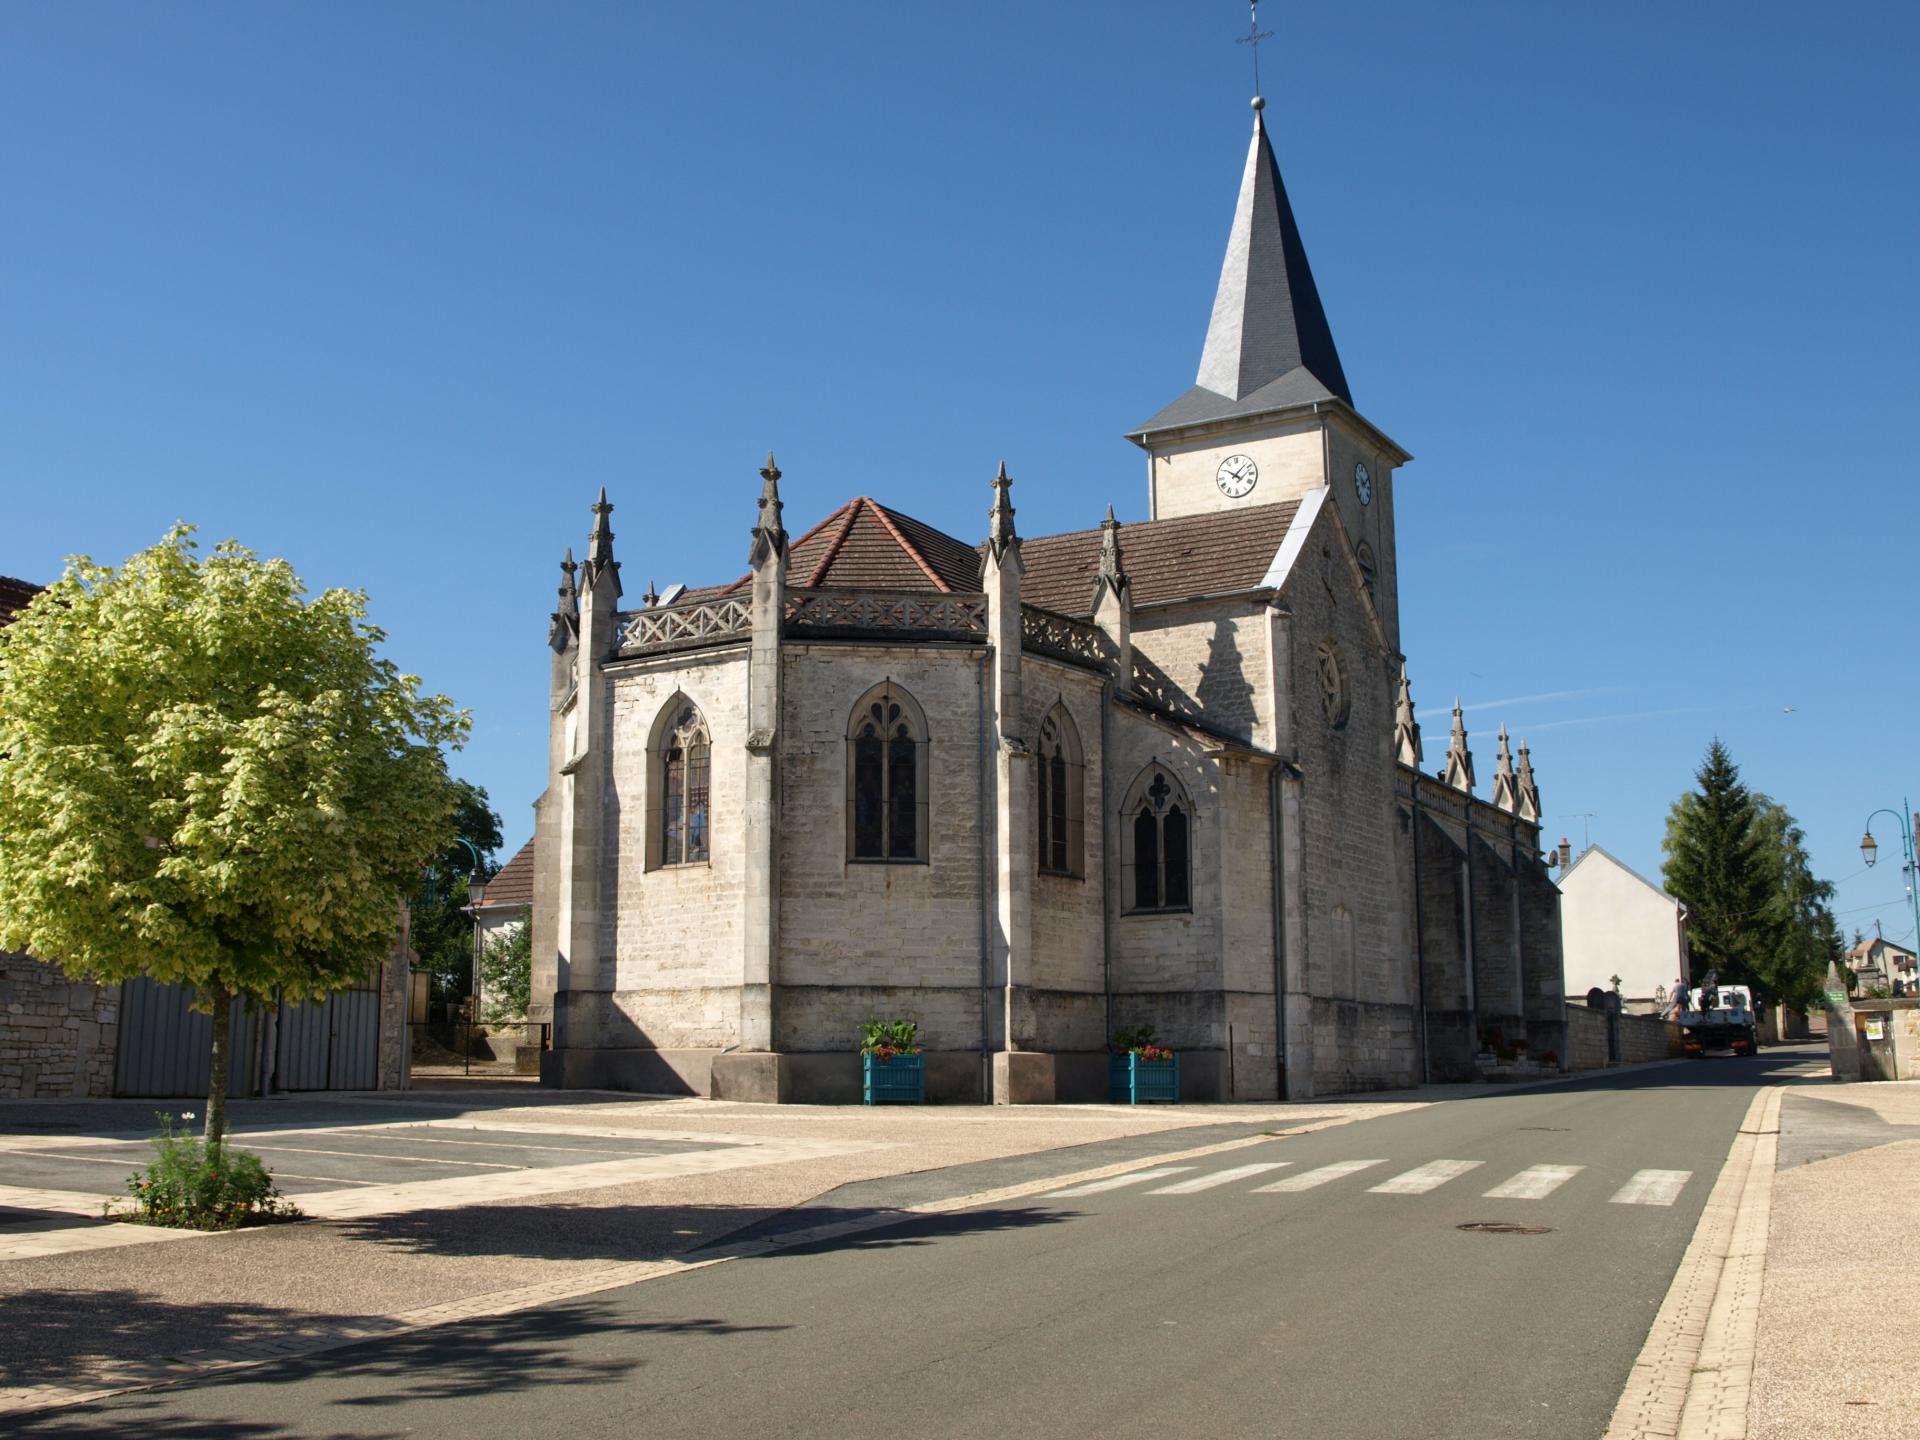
(1678, 982, 1758, 1057)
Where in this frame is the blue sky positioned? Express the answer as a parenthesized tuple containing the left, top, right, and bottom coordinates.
(4, 2, 1917, 944)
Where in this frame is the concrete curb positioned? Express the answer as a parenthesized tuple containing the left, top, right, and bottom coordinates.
(1603, 1084, 1783, 1440)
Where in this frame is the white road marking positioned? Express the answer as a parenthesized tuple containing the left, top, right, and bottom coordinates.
(1251, 1159, 1387, 1192)
(1043, 1167, 1194, 1198)
(240, 1143, 523, 1171)
(1147, 1163, 1291, 1194)
(1368, 1159, 1483, 1194)
(1610, 1169, 1692, 1206)
(1482, 1164, 1583, 1199)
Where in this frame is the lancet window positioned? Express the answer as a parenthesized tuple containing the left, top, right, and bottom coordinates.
(1123, 763, 1192, 913)
(659, 702, 711, 866)
(1035, 704, 1085, 877)
(848, 683, 928, 863)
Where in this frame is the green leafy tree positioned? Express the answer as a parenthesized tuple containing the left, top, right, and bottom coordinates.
(0, 527, 467, 1145)
(1749, 795, 1844, 1010)
(478, 923, 532, 1021)
(407, 779, 503, 1007)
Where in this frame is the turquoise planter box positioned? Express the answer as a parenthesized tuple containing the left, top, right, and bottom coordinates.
(862, 1052, 925, 1104)
(1109, 1052, 1180, 1103)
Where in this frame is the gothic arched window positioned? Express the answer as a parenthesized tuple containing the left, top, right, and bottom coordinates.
(848, 683, 928, 863)
(647, 697, 711, 870)
(1123, 763, 1192, 913)
(660, 702, 711, 866)
(1036, 704, 1085, 878)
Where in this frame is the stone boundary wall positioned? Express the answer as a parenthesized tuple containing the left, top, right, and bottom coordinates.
(1565, 1004, 1609, 1071)
(1617, 1011, 1682, 1063)
(0, 951, 118, 1098)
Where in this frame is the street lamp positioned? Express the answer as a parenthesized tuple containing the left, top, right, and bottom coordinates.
(1860, 800, 1920, 991)
(450, 837, 488, 1020)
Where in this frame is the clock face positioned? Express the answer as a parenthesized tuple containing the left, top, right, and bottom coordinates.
(1353, 461, 1373, 506)
(1216, 453, 1258, 498)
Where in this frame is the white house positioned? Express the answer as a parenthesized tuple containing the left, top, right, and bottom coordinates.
(1557, 846, 1689, 1014)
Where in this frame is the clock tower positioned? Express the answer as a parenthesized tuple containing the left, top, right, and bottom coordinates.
(1126, 98, 1410, 622)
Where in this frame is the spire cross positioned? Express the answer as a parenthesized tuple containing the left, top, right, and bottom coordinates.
(1236, 1, 1274, 99)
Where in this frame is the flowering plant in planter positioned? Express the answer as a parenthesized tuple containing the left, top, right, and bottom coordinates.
(1108, 1024, 1179, 1103)
(858, 1017, 922, 1059)
(858, 1018, 925, 1104)
(1110, 1023, 1172, 1056)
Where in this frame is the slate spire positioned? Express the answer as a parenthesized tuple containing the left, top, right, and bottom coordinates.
(1194, 106, 1350, 407)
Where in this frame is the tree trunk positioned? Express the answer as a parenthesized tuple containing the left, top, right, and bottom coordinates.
(206, 979, 232, 1151)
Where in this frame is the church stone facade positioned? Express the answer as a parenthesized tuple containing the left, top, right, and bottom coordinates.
(529, 104, 1565, 1103)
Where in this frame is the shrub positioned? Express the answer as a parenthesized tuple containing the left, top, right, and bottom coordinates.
(858, 1017, 921, 1057)
(109, 1113, 301, 1230)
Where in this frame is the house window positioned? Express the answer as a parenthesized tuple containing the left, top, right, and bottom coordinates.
(848, 683, 928, 862)
(659, 703, 710, 865)
(1036, 704, 1085, 877)
(1124, 763, 1192, 913)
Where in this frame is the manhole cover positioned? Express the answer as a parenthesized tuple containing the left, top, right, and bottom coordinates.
(1457, 1221, 1553, 1235)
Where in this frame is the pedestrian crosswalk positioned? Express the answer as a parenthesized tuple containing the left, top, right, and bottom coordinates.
(1041, 1158, 1693, 1207)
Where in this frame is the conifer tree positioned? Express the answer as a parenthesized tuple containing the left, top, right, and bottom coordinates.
(1662, 739, 1777, 998)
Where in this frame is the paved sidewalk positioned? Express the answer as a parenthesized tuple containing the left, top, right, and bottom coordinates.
(1750, 1078, 1920, 1438)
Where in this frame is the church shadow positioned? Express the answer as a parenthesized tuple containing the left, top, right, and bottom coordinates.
(324, 1199, 1070, 1266)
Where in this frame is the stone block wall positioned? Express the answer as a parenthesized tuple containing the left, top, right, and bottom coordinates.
(1564, 1004, 1610, 1071)
(1616, 1012, 1683, 1063)
(0, 951, 117, 1098)
(1023, 660, 1108, 1052)
(603, 650, 753, 1050)
(776, 644, 989, 1052)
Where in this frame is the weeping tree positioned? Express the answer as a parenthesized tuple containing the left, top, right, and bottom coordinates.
(0, 527, 466, 1145)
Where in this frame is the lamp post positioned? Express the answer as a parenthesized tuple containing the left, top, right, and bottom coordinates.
(1859, 800, 1920, 993)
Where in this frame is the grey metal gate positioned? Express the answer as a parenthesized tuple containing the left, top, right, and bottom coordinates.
(114, 974, 382, 1097)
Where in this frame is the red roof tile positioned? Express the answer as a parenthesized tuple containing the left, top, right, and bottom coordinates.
(478, 838, 534, 910)
(1017, 501, 1302, 616)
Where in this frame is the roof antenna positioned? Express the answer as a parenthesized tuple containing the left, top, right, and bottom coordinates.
(1236, 0, 1273, 107)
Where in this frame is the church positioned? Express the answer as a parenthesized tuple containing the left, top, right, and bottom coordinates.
(528, 96, 1567, 1104)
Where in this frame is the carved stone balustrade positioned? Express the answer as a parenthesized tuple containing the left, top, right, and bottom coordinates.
(616, 596, 752, 656)
(783, 588, 988, 641)
(1020, 604, 1116, 673)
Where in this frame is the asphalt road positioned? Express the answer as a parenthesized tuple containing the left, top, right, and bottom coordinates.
(8, 1051, 1817, 1440)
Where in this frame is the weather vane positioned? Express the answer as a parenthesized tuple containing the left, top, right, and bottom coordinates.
(1237, 1, 1274, 101)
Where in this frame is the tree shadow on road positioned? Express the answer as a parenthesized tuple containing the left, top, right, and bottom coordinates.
(5, 1301, 786, 1437)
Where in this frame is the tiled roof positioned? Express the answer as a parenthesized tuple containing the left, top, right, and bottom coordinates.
(637, 499, 1301, 622)
(0, 576, 43, 628)
(706, 497, 983, 598)
(479, 838, 534, 911)
(1017, 501, 1302, 616)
